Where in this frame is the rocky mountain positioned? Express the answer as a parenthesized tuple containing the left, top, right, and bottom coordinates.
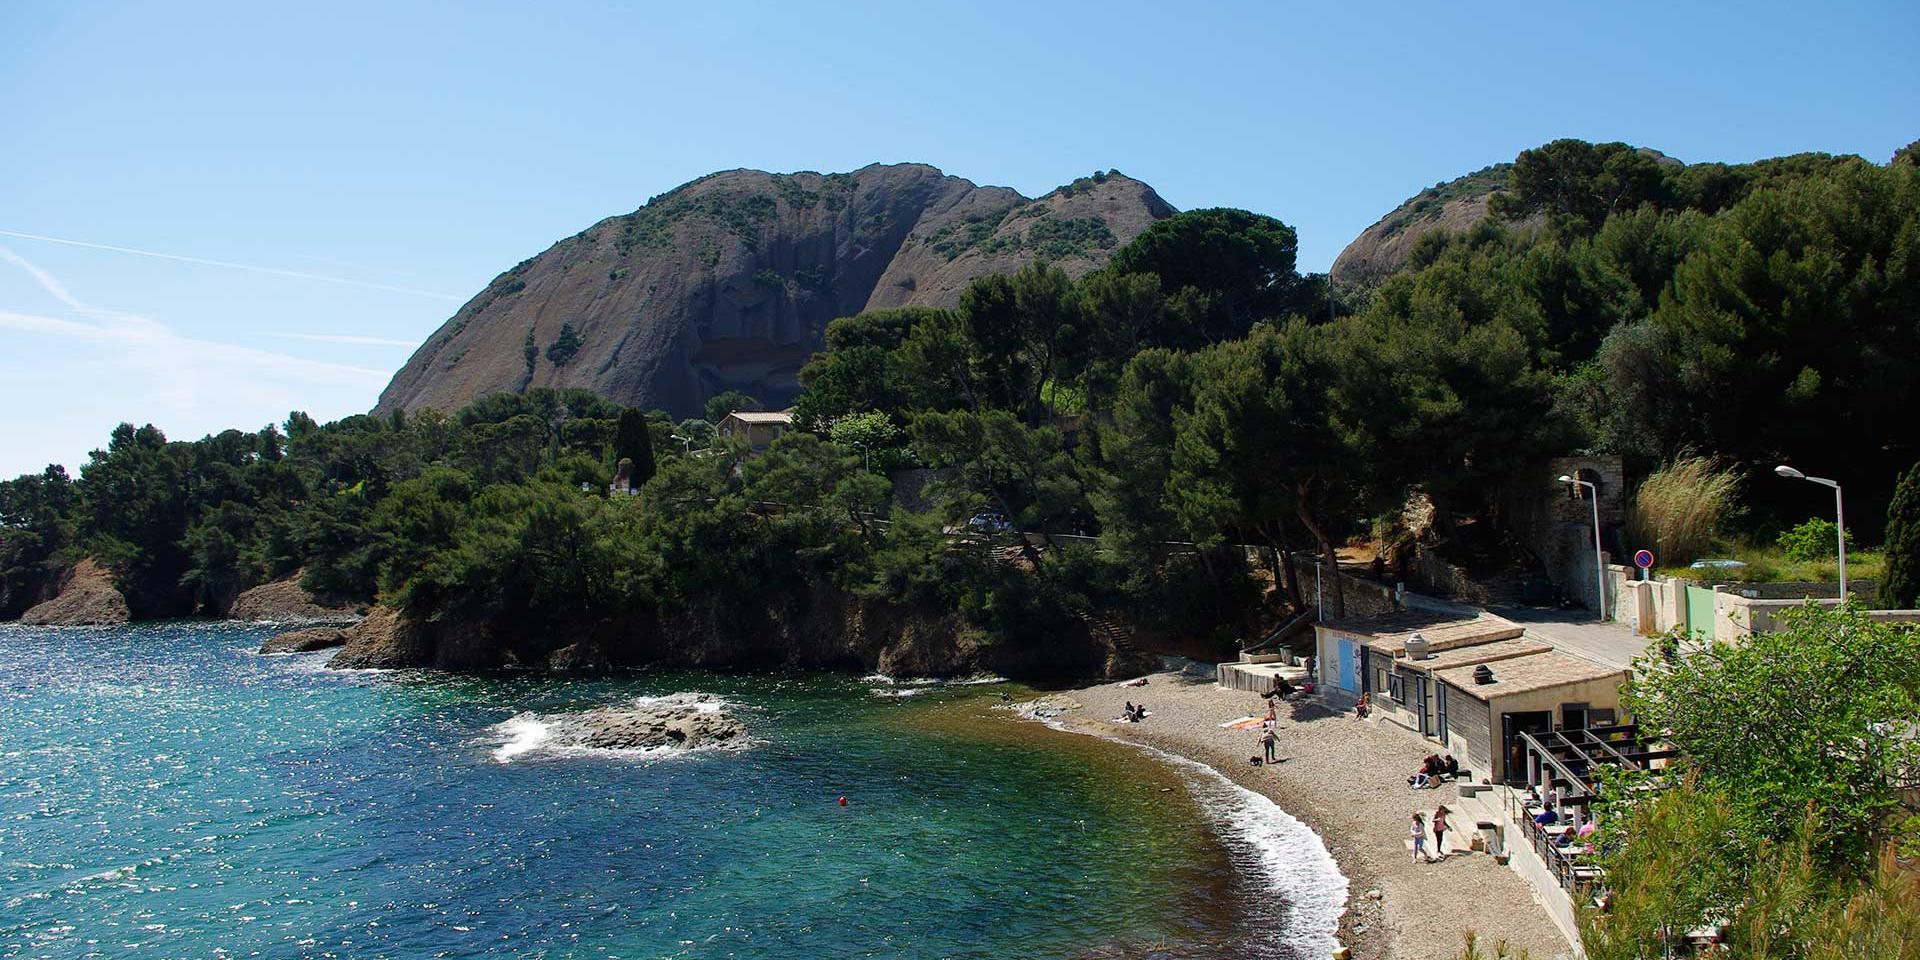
(376, 164, 1174, 418)
(1329, 164, 1511, 286)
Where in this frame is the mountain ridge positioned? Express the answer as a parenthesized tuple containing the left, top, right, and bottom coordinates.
(376, 163, 1174, 418)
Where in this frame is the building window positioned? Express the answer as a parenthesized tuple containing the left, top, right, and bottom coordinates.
(1388, 673, 1406, 704)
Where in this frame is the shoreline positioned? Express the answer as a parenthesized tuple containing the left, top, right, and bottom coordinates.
(1021, 671, 1573, 960)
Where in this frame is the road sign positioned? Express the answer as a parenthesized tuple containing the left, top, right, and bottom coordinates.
(1634, 550, 1655, 579)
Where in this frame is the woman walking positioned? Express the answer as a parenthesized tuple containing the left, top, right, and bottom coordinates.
(1431, 804, 1450, 858)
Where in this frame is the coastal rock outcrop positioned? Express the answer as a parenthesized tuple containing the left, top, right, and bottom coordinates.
(546, 694, 744, 753)
(228, 573, 362, 623)
(375, 164, 1173, 419)
(19, 559, 130, 626)
(326, 607, 433, 669)
(259, 626, 349, 654)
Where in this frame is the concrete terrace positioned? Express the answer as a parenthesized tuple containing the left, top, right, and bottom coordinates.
(1487, 606, 1651, 671)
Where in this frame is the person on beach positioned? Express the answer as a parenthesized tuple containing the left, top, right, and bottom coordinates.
(1442, 754, 1460, 780)
(1432, 804, 1450, 857)
(1261, 725, 1277, 764)
(1411, 813, 1431, 863)
(1353, 693, 1370, 720)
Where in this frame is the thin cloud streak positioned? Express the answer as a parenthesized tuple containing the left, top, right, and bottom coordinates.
(270, 332, 419, 347)
(0, 247, 389, 414)
(0, 228, 464, 301)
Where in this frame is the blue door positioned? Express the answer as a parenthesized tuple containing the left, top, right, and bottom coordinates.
(1337, 639, 1357, 692)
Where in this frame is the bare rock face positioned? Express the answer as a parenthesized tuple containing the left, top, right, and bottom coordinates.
(259, 626, 349, 654)
(326, 607, 431, 669)
(1330, 164, 1514, 286)
(376, 164, 1173, 419)
(229, 573, 361, 623)
(19, 559, 129, 626)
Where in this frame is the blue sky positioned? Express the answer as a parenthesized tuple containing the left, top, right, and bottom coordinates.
(1, 0, 1915, 478)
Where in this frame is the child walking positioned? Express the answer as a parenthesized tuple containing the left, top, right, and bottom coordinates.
(1410, 812, 1431, 863)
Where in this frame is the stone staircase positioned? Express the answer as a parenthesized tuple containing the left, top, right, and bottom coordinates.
(1079, 610, 1150, 675)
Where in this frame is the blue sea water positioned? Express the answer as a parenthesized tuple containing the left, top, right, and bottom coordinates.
(0, 623, 1342, 959)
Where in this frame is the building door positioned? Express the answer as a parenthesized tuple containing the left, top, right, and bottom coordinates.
(1685, 585, 1717, 643)
(1500, 711, 1553, 784)
(1337, 639, 1356, 693)
(1436, 683, 1449, 743)
(1414, 677, 1431, 735)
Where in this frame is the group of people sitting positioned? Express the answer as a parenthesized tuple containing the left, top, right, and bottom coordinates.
(1406, 753, 1460, 788)
(1352, 692, 1371, 720)
(1120, 701, 1147, 723)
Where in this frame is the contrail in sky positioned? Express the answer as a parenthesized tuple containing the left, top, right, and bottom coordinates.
(0, 228, 463, 301)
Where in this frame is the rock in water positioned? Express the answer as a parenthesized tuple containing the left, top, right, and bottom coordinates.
(497, 694, 746, 759)
(19, 559, 129, 626)
(259, 626, 350, 654)
(376, 164, 1173, 419)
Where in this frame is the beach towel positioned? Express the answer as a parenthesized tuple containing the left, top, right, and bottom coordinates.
(1220, 716, 1265, 730)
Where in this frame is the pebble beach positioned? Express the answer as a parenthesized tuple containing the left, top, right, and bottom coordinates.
(1027, 671, 1575, 960)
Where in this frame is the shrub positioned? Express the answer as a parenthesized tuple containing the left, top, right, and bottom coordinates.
(1777, 516, 1851, 562)
(545, 322, 583, 366)
(1626, 457, 1739, 565)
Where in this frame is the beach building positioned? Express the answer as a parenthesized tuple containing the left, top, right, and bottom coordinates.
(717, 410, 793, 450)
(1314, 611, 1630, 782)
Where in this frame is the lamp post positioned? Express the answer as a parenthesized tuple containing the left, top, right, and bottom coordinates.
(1558, 474, 1607, 621)
(1775, 465, 1847, 599)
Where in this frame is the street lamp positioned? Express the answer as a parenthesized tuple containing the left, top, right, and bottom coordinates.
(1775, 465, 1847, 598)
(1558, 474, 1607, 621)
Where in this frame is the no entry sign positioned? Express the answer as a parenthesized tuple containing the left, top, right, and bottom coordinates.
(1634, 549, 1655, 570)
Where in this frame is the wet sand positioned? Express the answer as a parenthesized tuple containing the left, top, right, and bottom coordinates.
(1028, 672, 1575, 960)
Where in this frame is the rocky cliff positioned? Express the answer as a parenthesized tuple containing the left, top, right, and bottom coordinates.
(377, 164, 1173, 418)
(320, 578, 1128, 682)
(19, 559, 129, 626)
(1329, 164, 1511, 286)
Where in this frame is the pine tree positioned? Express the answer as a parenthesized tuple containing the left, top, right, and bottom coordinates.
(1883, 462, 1920, 609)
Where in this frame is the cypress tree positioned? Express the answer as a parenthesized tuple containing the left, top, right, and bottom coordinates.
(614, 408, 656, 488)
(1883, 462, 1920, 609)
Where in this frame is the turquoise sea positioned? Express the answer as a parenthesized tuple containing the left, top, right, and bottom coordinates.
(0, 623, 1342, 959)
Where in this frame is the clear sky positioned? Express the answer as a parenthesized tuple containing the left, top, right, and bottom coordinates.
(1, 0, 1914, 478)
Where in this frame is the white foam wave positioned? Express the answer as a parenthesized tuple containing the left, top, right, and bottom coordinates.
(491, 714, 554, 762)
(1024, 709, 1348, 956)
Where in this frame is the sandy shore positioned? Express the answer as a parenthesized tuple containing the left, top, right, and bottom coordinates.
(1030, 671, 1573, 960)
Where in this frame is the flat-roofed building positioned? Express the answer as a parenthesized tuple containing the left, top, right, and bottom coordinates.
(1315, 610, 1628, 782)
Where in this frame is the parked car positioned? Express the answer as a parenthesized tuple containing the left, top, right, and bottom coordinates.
(1688, 559, 1749, 572)
(966, 512, 1014, 535)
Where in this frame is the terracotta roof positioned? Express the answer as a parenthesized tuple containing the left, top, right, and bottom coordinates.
(1319, 610, 1525, 655)
(1433, 651, 1626, 701)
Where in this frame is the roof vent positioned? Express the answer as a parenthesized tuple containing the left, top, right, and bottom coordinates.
(1404, 633, 1432, 661)
(1473, 664, 1496, 685)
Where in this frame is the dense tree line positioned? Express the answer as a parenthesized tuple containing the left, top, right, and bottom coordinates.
(1411, 139, 1920, 535)
(3, 139, 1916, 659)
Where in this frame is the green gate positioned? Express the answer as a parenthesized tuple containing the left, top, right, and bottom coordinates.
(1685, 585, 1717, 643)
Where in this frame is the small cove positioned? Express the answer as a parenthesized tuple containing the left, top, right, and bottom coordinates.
(1, 622, 1342, 959)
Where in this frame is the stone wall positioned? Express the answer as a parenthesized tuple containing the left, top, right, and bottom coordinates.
(1497, 455, 1626, 615)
